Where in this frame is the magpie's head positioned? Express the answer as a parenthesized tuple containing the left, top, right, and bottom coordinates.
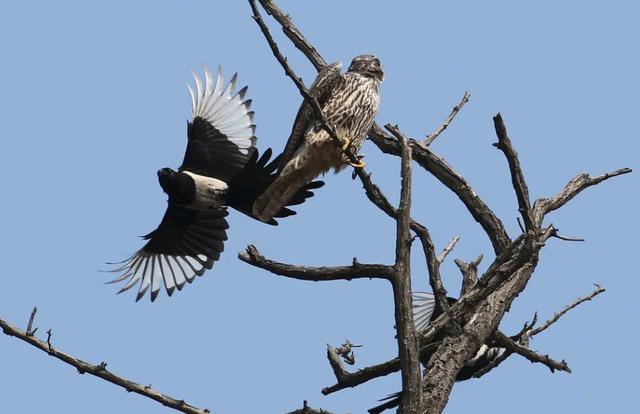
(157, 167, 176, 194)
(348, 54, 384, 81)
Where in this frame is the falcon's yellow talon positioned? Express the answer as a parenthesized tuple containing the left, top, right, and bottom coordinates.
(349, 160, 366, 168)
(341, 138, 352, 151)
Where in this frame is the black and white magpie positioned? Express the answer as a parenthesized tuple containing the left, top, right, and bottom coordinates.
(108, 67, 323, 302)
(368, 292, 507, 414)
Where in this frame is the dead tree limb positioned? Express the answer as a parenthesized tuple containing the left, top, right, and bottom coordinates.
(492, 113, 535, 232)
(421, 91, 471, 147)
(391, 136, 422, 413)
(0, 312, 211, 414)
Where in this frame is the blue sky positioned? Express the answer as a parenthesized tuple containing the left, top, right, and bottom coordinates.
(0, 1, 637, 413)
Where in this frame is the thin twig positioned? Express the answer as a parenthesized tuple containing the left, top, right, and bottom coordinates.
(492, 113, 535, 232)
(0, 314, 210, 414)
(437, 236, 460, 264)
(533, 168, 632, 225)
(286, 400, 337, 414)
(257, 0, 326, 70)
(549, 229, 586, 242)
(421, 91, 470, 147)
(26, 307, 37, 337)
(239, 245, 393, 281)
(493, 332, 571, 373)
(530, 285, 606, 336)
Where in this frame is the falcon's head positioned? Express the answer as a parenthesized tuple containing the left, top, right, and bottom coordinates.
(348, 54, 384, 81)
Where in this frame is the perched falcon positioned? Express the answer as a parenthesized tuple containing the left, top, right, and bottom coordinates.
(368, 292, 507, 414)
(252, 54, 384, 223)
(109, 67, 323, 302)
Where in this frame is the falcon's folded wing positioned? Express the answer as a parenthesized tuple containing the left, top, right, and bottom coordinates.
(277, 62, 343, 173)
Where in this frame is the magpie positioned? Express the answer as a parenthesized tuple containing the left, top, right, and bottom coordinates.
(108, 67, 324, 302)
(368, 293, 507, 414)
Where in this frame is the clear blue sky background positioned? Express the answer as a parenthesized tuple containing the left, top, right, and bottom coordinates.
(1, 1, 637, 413)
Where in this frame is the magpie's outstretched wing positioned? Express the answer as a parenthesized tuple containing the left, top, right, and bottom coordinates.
(227, 147, 325, 225)
(412, 292, 460, 332)
(413, 291, 437, 333)
(277, 62, 343, 173)
(108, 206, 229, 302)
(181, 67, 257, 183)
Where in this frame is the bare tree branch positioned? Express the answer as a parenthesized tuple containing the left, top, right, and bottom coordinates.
(454, 255, 483, 296)
(386, 125, 449, 315)
(492, 113, 535, 232)
(0, 312, 210, 414)
(437, 236, 460, 264)
(530, 285, 606, 336)
(421, 91, 471, 147)
(390, 136, 422, 413)
(287, 400, 337, 414)
(257, 0, 326, 70)
(533, 168, 632, 225)
(493, 332, 571, 373)
(26, 306, 37, 337)
(370, 126, 512, 256)
(238, 245, 393, 281)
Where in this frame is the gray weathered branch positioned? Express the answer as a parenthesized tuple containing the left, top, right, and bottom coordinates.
(0, 312, 210, 414)
(421, 91, 471, 147)
(391, 136, 422, 413)
(530, 284, 606, 337)
(239, 245, 393, 281)
(532, 168, 632, 225)
(492, 113, 535, 232)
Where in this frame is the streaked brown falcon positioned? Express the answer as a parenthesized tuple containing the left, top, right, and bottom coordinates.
(252, 54, 384, 223)
(108, 67, 323, 302)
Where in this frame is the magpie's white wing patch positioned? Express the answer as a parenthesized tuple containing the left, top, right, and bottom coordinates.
(181, 67, 257, 183)
(108, 205, 228, 302)
(187, 66, 256, 153)
(412, 291, 436, 333)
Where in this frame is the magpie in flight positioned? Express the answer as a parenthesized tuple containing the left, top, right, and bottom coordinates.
(109, 67, 323, 302)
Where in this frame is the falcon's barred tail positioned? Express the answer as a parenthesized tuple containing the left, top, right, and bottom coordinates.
(251, 152, 321, 223)
(229, 148, 324, 225)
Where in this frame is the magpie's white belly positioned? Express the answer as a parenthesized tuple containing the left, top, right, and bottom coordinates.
(183, 171, 229, 212)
